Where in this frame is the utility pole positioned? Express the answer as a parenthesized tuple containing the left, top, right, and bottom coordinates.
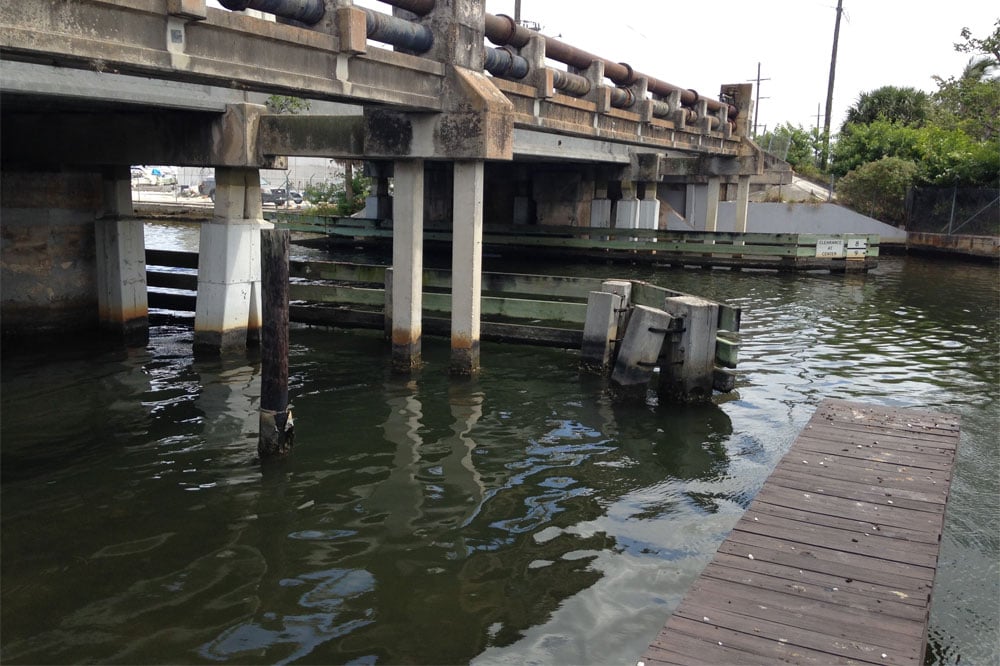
(514, 0, 520, 24)
(822, 0, 843, 170)
(746, 62, 771, 139)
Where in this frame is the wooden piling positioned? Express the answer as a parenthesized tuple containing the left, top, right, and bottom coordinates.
(259, 227, 294, 458)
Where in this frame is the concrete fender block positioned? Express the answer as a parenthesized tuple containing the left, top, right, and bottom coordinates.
(581, 290, 622, 373)
(611, 304, 672, 391)
(660, 295, 720, 402)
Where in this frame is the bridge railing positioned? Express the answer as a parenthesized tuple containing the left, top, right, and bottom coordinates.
(212, 0, 744, 137)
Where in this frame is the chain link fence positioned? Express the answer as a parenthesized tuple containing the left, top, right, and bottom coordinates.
(762, 133, 791, 161)
(907, 187, 1000, 236)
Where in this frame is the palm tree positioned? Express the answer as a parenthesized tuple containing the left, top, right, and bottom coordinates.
(841, 86, 931, 132)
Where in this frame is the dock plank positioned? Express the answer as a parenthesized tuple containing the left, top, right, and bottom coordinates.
(641, 399, 959, 665)
(707, 552, 930, 609)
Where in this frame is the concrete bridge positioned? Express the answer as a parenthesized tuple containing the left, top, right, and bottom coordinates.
(0, 0, 788, 373)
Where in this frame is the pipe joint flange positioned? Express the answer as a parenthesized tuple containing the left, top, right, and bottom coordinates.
(494, 14, 518, 45)
(614, 61, 637, 86)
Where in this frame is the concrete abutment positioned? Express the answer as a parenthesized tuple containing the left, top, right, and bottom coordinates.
(0, 167, 141, 340)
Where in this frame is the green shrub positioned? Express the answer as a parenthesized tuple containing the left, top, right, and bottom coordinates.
(836, 156, 919, 224)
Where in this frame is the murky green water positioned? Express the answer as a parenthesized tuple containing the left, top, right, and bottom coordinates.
(2, 223, 997, 664)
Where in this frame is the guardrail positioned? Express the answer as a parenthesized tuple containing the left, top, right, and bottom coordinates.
(270, 214, 879, 272)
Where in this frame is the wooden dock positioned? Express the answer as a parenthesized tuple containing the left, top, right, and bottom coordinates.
(642, 398, 960, 666)
(269, 214, 880, 273)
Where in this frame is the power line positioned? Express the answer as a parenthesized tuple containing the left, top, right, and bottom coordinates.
(746, 62, 771, 138)
(821, 0, 843, 169)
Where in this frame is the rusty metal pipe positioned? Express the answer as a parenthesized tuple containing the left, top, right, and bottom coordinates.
(609, 87, 635, 109)
(484, 12, 737, 118)
(218, 0, 325, 25)
(484, 47, 529, 80)
(364, 7, 433, 53)
(551, 69, 591, 96)
(378, 0, 435, 16)
(651, 99, 672, 118)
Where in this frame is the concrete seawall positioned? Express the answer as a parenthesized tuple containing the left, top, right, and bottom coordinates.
(667, 202, 909, 245)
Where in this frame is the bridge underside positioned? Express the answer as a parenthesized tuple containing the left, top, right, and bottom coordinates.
(0, 0, 790, 372)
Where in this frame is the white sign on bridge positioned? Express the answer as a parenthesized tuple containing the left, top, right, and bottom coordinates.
(815, 239, 845, 258)
(846, 237, 868, 259)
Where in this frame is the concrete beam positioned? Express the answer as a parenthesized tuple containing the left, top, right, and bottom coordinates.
(513, 129, 633, 163)
(0, 0, 446, 111)
(1, 103, 284, 169)
(259, 114, 366, 159)
(0, 60, 238, 112)
(364, 67, 513, 160)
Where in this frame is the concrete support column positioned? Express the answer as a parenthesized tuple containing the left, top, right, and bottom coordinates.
(637, 182, 660, 232)
(684, 183, 698, 224)
(615, 182, 640, 230)
(591, 180, 611, 228)
(513, 185, 535, 224)
(734, 175, 751, 234)
(194, 166, 265, 355)
(96, 165, 148, 345)
(391, 159, 424, 372)
(704, 177, 721, 233)
(364, 167, 392, 221)
(450, 160, 484, 375)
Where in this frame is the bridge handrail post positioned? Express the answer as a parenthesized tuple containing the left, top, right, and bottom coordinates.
(669, 89, 687, 129)
(335, 3, 368, 54)
(573, 60, 609, 112)
(519, 33, 553, 99)
(716, 101, 732, 139)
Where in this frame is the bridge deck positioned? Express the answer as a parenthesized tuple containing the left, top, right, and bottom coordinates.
(642, 398, 960, 666)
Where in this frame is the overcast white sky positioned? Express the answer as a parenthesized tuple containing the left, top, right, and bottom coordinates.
(480, 0, 998, 135)
(214, 1, 998, 136)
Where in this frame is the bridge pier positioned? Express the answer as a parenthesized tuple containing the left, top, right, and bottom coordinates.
(590, 180, 612, 228)
(391, 159, 425, 373)
(685, 177, 724, 231)
(616, 180, 640, 231)
(450, 160, 484, 375)
(704, 177, 722, 232)
(0, 168, 103, 338)
(734, 174, 751, 233)
(96, 166, 148, 345)
(637, 182, 660, 232)
(194, 167, 265, 355)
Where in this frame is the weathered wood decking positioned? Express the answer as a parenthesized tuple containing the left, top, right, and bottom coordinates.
(642, 398, 960, 666)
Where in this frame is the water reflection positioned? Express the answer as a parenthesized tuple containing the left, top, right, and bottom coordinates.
(365, 380, 426, 537)
(1, 249, 997, 666)
(199, 567, 375, 665)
